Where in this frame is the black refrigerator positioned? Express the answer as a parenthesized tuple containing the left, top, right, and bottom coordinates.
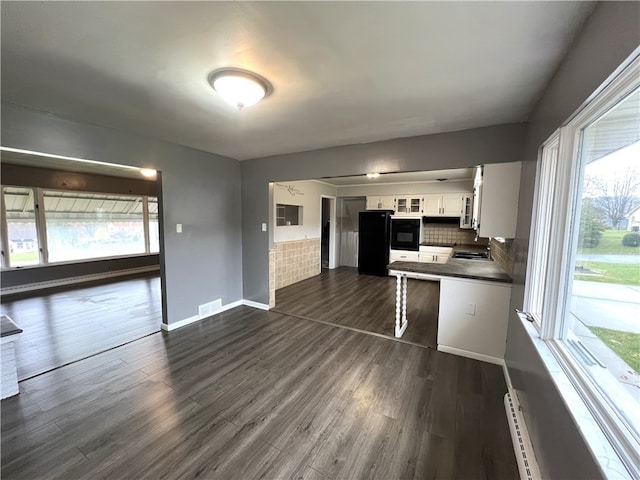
(358, 210, 392, 276)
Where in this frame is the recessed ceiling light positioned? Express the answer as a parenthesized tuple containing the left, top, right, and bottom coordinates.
(140, 168, 157, 178)
(366, 172, 381, 179)
(208, 68, 271, 109)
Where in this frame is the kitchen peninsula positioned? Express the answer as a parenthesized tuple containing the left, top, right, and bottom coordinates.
(389, 257, 512, 365)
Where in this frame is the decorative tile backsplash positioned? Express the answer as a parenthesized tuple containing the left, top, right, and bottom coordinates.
(422, 224, 478, 246)
(274, 238, 321, 290)
(422, 224, 514, 276)
(490, 238, 515, 277)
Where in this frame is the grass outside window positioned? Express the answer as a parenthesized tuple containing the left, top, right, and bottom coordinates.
(588, 326, 640, 373)
(578, 229, 640, 255)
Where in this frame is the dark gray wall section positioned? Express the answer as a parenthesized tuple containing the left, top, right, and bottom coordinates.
(241, 123, 527, 303)
(1, 102, 243, 325)
(1, 255, 159, 289)
(1, 162, 158, 196)
(506, 2, 640, 478)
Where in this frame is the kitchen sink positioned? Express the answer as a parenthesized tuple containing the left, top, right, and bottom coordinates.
(452, 251, 492, 260)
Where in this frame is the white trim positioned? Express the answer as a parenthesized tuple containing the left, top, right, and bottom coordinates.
(143, 196, 151, 254)
(0, 146, 142, 172)
(437, 344, 505, 366)
(241, 299, 270, 310)
(517, 314, 632, 479)
(161, 314, 199, 331)
(161, 299, 269, 331)
(503, 361, 514, 391)
(320, 194, 338, 269)
(0, 265, 160, 295)
(0, 190, 9, 269)
(34, 188, 49, 264)
(524, 53, 640, 475)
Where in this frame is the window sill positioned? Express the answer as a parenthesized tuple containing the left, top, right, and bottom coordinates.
(517, 313, 633, 479)
(1, 252, 159, 272)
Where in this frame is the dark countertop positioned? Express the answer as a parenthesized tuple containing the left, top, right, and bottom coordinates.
(388, 258, 512, 284)
(1, 315, 23, 337)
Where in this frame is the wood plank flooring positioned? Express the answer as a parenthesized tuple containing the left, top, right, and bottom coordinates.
(0, 274, 162, 380)
(1, 305, 517, 479)
(275, 267, 439, 347)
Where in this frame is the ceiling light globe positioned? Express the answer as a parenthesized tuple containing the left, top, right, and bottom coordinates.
(213, 74, 266, 109)
(140, 168, 157, 178)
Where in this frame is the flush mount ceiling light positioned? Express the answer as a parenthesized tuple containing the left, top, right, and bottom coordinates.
(366, 172, 381, 179)
(208, 68, 272, 109)
(140, 168, 157, 178)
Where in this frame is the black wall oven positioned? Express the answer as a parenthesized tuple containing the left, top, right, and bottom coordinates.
(390, 217, 422, 251)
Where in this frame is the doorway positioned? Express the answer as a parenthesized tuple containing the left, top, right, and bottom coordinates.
(320, 195, 336, 270)
(321, 197, 330, 268)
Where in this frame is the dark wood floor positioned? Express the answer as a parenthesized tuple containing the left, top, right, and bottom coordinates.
(1, 305, 517, 479)
(275, 267, 439, 348)
(0, 274, 162, 380)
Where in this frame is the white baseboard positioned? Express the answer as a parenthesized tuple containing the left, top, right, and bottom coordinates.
(162, 299, 269, 331)
(437, 345, 505, 366)
(242, 299, 270, 310)
(503, 361, 514, 390)
(1, 265, 160, 295)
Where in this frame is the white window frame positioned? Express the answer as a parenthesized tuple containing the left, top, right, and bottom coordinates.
(524, 54, 640, 477)
(1, 186, 160, 269)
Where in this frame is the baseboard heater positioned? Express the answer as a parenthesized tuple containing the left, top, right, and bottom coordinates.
(1, 265, 160, 296)
(504, 390, 541, 480)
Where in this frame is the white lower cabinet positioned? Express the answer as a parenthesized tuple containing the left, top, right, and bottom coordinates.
(418, 246, 452, 264)
(389, 250, 419, 262)
(437, 277, 511, 363)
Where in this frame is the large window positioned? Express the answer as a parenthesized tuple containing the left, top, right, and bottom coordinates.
(3, 187, 40, 267)
(526, 56, 639, 476)
(1, 187, 159, 268)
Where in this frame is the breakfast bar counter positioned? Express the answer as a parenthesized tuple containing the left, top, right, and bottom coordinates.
(388, 258, 512, 352)
(388, 258, 512, 284)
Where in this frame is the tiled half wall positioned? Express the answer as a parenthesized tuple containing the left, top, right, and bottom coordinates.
(273, 238, 321, 291)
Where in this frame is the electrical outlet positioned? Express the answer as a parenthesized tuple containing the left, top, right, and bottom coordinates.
(465, 303, 476, 316)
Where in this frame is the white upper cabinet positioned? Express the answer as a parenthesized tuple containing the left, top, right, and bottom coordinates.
(422, 195, 441, 215)
(460, 194, 473, 229)
(442, 194, 463, 215)
(475, 162, 522, 238)
(423, 194, 464, 217)
(395, 196, 424, 215)
(366, 195, 396, 211)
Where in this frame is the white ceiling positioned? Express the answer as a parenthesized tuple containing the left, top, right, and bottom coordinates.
(1, 2, 595, 161)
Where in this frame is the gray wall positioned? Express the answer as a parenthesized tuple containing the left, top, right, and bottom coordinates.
(241, 123, 527, 303)
(1, 162, 158, 196)
(1, 255, 160, 290)
(1, 102, 243, 326)
(506, 2, 640, 478)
